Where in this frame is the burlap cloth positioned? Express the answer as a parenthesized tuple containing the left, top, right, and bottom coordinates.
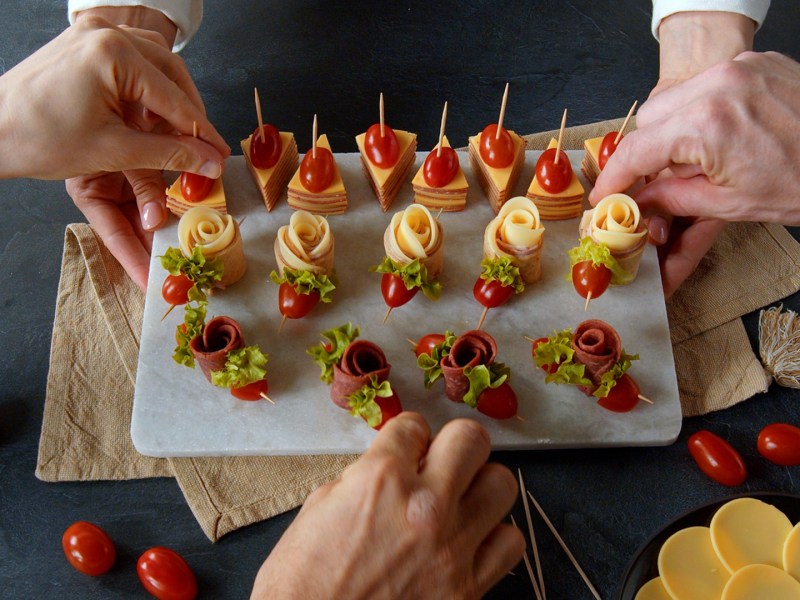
(36, 119, 800, 541)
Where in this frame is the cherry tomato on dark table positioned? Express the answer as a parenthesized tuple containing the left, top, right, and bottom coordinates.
(364, 123, 400, 168)
(137, 546, 198, 600)
(598, 131, 621, 170)
(423, 146, 459, 187)
(758, 423, 800, 466)
(473, 277, 513, 309)
(534, 147, 572, 193)
(231, 379, 269, 401)
(596, 373, 640, 413)
(299, 147, 335, 193)
(249, 124, 283, 169)
(162, 273, 195, 307)
(687, 430, 747, 487)
(571, 260, 611, 300)
(62, 521, 116, 576)
(477, 382, 518, 420)
(278, 282, 320, 319)
(381, 273, 418, 308)
(180, 171, 214, 203)
(479, 123, 515, 168)
(413, 333, 446, 358)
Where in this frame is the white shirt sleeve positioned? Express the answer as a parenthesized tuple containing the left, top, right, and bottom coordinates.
(67, 0, 203, 52)
(651, 0, 770, 40)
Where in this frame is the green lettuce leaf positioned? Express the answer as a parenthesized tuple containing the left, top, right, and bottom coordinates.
(306, 323, 360, 384)
(172, 300, 207, 368)
(463, 362, 510, 408)
(592, 351, 639, 398)
(210, 345, 269, 389)
(416, 330, 456, 389)
(159, 246, 224, 295)
(270, 266, 337, 303)
(371, 256, 442, 300)
(546, 361, 593, 387)
(566, 237, 632, 285)
(533, 328, 575, 369)
(347, 377, 393, 428)
(479, 257, 524, 294)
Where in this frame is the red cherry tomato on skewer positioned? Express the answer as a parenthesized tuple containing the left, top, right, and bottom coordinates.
(299, 146, 335, 193)
(473, 277, 514, 308)
(380, 273, 418, 308)
(477, 382, 518, 420)
(598, 131, 621, 170)
(687, 430, 747, 487)
(571, 260, 612, 300)
(249, 124, 283, 169)
(137, 546, 198, 600)
(479, 123, 515, 168)
(162, 273, 195, 306)
(757, 423, 800, 466)
(364, 123, 400, 168)
(534, 147, 572, 193)
(278, 282, 320, 319)
(414, 333, 446, 358)
(597, 374, 640, 412)
(371, 392, 403, 430)
(180, 171, 214, 202)
(62, 521, 116, 577)
(423, 146, 459, 187)
(231, 379, 269, 401)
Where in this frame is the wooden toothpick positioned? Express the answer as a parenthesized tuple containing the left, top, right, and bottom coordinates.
(524, 336, 536, 343)
(554, 108, 567, 165)
(437, 101, 448, 157)
(382, 306, 393, 324)
(518, 470, 546, 600)
(496, 82, 509, 140)
(254, 87, 265, 143)
(260, 393, 275, 405)
(192, 121, 198, 139)
(161, 304, 176, 321)
(278, 314, 287, 334)
(477, 306, 489, 331)
(638, 394, 654, 405)
(510, 515, 543, 600)
(312, 114, 318, 159)
(584, 291, 592, 312)
(613, 100, 638, 146)
(379, 93, 385, 138)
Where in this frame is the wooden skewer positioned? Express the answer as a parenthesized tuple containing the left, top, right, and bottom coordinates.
(510, 515, 544, 600)
(312, 114, 318, 159)
(406, 338, 416, 348)
(526, 490, 602, 600)
(254, 87, 265, 143)
(496, 82, 509, 140)
(638, 394, 654, 405)
(518, 470, 546, 600)
(382, 306, 393, 324)
(553, 108, 567, 165)
(476, 306, 489, 331)
(278, 314, 287, 334)
(524, 336, 536, 343)
(436, 208, 444, 220)
(379, 92, 385, 138)
(436, 101, 448, 157)
(515, 414, 526, 422)
(584, 291, 592, 312)
(613, 100, 638, 146)
(192, 121, 198, 139)
(238, 216, 247, 228)
(260, 393, 275, 405)
(161, 304, 176, 321)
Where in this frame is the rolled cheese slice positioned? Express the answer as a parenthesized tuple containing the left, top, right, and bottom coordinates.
(579, 193, 647, 282)
(383, 204, 444, 279)
(178, 206, 246, 288)
(273, 209, 334, 276)
(483, 196, 545, 284)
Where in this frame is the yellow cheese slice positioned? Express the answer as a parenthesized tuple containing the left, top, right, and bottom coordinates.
(411, 136, 468, 191)
(484, 196, 544, 258)
(468, 129, 525, 192)
(710, 497, 793, 573)
(783, 522, 800, 580)
(387, 204, 439, 260)
(721, 563, 800, 600)
(178, 206, 235, 258)
(658, 526, 731, 600)
(584, 136, 603, 164)
(166, 175, 226, 213)
(275, 210, 333, 273)
(241, 131, 296, 181)
(527, 138, 585, 198)
(288, 134, 346, 195)
(355, 129, 417, 187)
(580, 193, 647, 251)
(634, 577, 672, 600)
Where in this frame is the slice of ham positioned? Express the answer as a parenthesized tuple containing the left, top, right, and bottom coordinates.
(189, 316, 245, 383)
(331, 340, 391, 409)
(440, 330, 498, 402)
(571, 319, 621, 393)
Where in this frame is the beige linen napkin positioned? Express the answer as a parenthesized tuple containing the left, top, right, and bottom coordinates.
(37, 120, 800, 541)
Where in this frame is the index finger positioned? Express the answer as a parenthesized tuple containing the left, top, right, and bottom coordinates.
(364, 411, 431, 467)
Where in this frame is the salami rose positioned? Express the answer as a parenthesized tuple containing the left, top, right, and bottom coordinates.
(440, 330, 498, 402)
(571, 319, 621, 391)
(189, 316, 245, 383)
(331, 340, 391, 409)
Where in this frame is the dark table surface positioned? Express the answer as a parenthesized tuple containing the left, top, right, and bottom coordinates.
(2, 2, 800, 598)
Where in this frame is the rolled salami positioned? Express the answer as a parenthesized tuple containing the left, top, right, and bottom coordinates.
(178, 206, 246, 288)
(483, 196, 545, 284)
(273, 209, 334, 276)
(440, 330, 498, 402)
(571, 319, 621, 393)
(331, 340, 391, 409)
(189, 316, 245, 383)
(383, 204, 444, 279)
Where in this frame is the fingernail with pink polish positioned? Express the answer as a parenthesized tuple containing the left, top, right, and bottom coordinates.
(199, 161, 222, 179)
(649, 216, 670, 245)
(142, 201, 167, 231)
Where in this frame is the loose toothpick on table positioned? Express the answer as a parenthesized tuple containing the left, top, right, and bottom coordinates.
(254, 87, 265, 142)
(518, 469, 546, 600)
(553, 108, 567, 165)
(437, 101, 448, 157)
(510, 514, 543, 600)
(496, 82, 510, 139)
(613, 100, 638, 146)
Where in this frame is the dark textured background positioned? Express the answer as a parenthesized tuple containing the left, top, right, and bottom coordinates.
(1, 2, 799, 598)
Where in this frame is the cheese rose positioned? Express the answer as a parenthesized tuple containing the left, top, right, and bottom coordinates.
(383, 204, 444, 279)
(274, 210, 334, 276)
(178, 206, 246, 288)
(483, 196, 545, 284)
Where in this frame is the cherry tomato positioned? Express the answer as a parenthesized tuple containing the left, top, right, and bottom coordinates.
(535, 147, 573, 193)
(162, 273, 195, 306)
(423, 146, 459, 187)
(180, 172, 214, 202)
(372, 392, 403, 430)
(299, 146, 335, 193)
(687, 430, 747, 487)
(531, 337, 558, 374)
(598, 131, 620, 170)
(249, 124, 282, 169)
(571, 260, 612, 300)
(473, 277, 514, 309)
(597, 373, 640, 413)
(364, 123, 400, 168)
(231, 379, 269, 401)
(479, 123, 515, 168)
(476, 382, 518, 420)
(278, 282, 320, 319)
(137, 546, 197, 600)
(381, 273, 419, 308)
(62, 521, 116, 577)
(757, 423, 800, 466)
(414, 333, 446, 358)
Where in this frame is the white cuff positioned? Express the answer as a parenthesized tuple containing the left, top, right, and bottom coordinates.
(651, 0, 770, 40)
(67, 0, 203, 52)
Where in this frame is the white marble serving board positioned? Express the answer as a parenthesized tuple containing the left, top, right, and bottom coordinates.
(131, 150, 681, 457)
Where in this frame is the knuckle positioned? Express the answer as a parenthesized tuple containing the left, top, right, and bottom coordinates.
(445, 418, 491, 451)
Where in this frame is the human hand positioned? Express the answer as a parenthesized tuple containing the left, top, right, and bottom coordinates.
(250, 413, 524, 600)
